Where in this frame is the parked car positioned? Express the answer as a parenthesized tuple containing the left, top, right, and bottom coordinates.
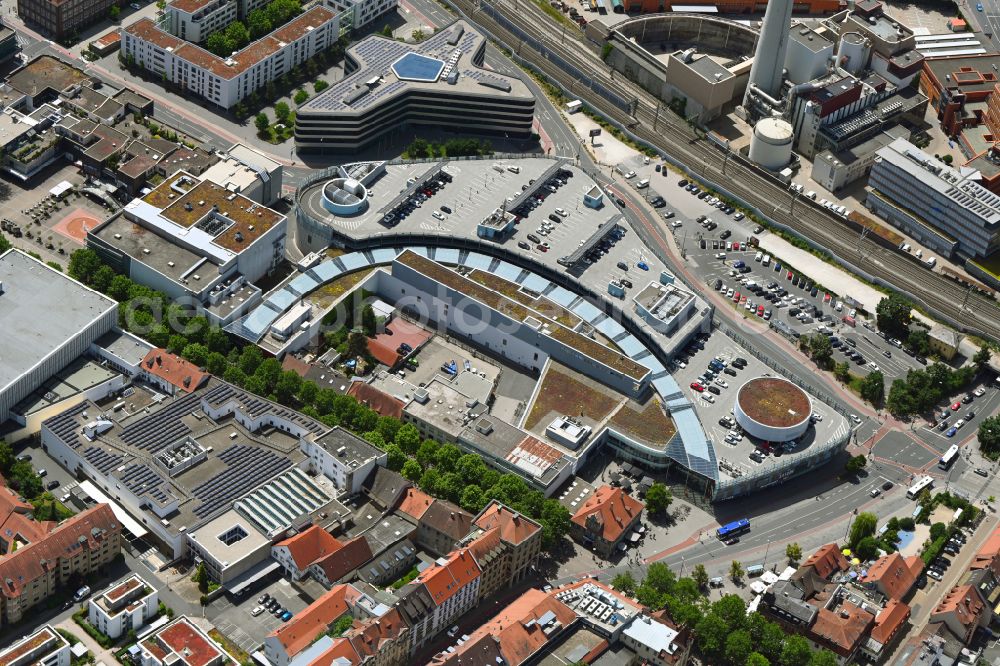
(251, 606, 265, 617)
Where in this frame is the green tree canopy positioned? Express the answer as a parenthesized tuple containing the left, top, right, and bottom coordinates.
(876, 293, 912, 338)
(645, 483, 672, 515)
(980, 415, 1000, 458)
(849, 511, 878, 549)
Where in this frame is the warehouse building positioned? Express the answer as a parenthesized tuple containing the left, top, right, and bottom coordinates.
(0, 249, 117, 424)
(295, 21, 535, 152)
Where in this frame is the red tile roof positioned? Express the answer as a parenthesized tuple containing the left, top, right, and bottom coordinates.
(0, 504, 118, 599)
(933, 584, 986, 632)
(276, 526, 341, 572)
(454, 589, 576, 666)
(810, 602, 874, 656)
(397, 487, 434, 520)
(466, 526, 502, 565)
(571, 486, 644, 545)
(366, 318, 431, 368)
(141, 349, 208, 393)
(303, 637, 359, 666)
(168, 0, 218, 13)
(0, 475, 49, 552)
(861, 552, 923, 600)
(972, 526, 1000, 574)
(419, 550, 481, 606)
(145, 619, 225, 666)
(474, 501, 542, 546)
(269, 585, 358, 657)
(343, 609, 407, 661)
(803, 543, 850, 580)
(346, 382, 404, 420)
(870, 599, 910, 646)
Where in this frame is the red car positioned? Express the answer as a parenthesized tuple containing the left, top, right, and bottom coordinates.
(690, 382, 704, 392)
(787, 271, 793, 279)
(537, 244, 548, 252)
(733, 291, 741, 302)
(952, 402, 962, 411)
(824, 293, 832, 302)
(757, 305, 765, 316)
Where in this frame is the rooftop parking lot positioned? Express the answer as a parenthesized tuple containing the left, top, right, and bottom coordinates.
(668, 329, 846, 483)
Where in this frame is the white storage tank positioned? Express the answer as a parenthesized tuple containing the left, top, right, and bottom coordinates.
(838, 32, 870, 75)
(749, 118, 794, 170)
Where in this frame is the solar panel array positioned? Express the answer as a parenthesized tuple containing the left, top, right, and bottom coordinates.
(463, 69, 512, 92)
(42, 403, 87, 449)
(119, 393, 200, 453)
(119, 463, 175, 508)
(84, 446, 124, 475)
(191, 444, 292, 519)
(202, 383, 327, 436)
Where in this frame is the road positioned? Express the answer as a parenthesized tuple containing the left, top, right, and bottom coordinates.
(444, 0, 1000, 345)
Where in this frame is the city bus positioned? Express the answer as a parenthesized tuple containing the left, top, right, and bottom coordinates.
(939, 444, 960, 470)
(717, 518, 750, 539)
(906, 475, 934, 499)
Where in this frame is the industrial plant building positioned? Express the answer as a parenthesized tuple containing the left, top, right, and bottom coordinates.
(294, 22, 535, 152)
(87, 170, 287, 326)
(0, 249, 118, 424)
(868, 137, 1000, 260)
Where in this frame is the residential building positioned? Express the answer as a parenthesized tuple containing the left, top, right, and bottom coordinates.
(339, 609, 409, 666)
(263, 584, 360, 666)
(861, 599, 910, 661)
(323, 0, 395, 29)
(460, 501, 542, 599)
(859, 551, 924, 600)
(929, 325, 963, 360)
(0, 626, 71, 666)
(295, 22, 535, 153)
(569, 485, 644, 558)
(88, 170, 287, 326)
(121, 8, 341, 110)
(271, 525, 373, 586)
(397, 549, 481, 652)
(0, 504, 121, 627)
(0, 474, 44, 554)
(396, 487, 473, 557)
(429, 588, 576, 666)
(0, 249, 117, 423)
(300, 427, 386, 495)
(621, 614, 690, 666)
(164, 0, 238, 44)
(17, 0, 120, 39)
(138, 349, 210, 396)
(139, 617, 236, 666)
(929, 584, 989, 645)
(87, 574, 159, 640)
(868, 137, 1000, 259)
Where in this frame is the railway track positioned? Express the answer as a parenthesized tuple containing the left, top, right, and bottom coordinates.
(454, 0, 1000, 341)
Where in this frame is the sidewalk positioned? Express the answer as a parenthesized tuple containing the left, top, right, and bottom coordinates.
(54, 618, 121, 666)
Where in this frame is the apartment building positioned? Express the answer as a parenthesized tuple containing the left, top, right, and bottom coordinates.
(300, 427, 386, 495)
(570, 485, 644, 558)
(121, 7, 340, 109)
(140, 617, 236, 666)
(322, 0, 395, 29)
(87, 575, 159, 639)
(164, 0, 237, 44)
(462, 500, 542, 599)
(271, 525, 372, 586)
(17, 0, 120, 39)
(396, 487, 473, 557)
(397, 549, 481, 652)
(0, 626, 71, 666)
(0, 504, 121, 627)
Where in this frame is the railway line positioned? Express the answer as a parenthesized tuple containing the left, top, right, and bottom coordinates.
(457, 0, 1000, 341)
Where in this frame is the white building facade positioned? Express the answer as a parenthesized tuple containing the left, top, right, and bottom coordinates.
(88, 575, 159, 639)
(323, 0, 395, 29)
(0, 627, 70, 666)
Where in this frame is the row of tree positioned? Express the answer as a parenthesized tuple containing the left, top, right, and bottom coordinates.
(65, 249, 573, 549)
(611, 564, 839, 666)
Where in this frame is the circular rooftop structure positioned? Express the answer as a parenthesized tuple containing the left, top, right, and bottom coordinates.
(321, 178, 368, 216)
(734, 377, 812, 442)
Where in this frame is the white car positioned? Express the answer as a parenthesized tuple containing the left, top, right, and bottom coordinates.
(701, 393, 716, 403)
(715, 379, 728, 388)
(849, 309, 857, 318)
(676, 360, 687, 369)
(554, 207, 568, 217)
(672, 221, 683, 228)
(835, 301, 843, 312)
(251, 606, 265, 617)
(811, 412, 823, 422)
(974, 387, 987, 397)
(954, 419, 965, 429)
(625, 171, 636, 179)
(726, 289, 735, 298)
(868, 362, 881, 372)
(447, 626, 460, 638)
(850, 414, 862, 424)
(432, 211, 445, 220)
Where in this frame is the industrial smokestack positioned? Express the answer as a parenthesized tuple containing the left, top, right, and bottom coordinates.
(743, 0, 795, 105)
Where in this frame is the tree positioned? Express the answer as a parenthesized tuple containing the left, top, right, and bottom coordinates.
(747, 653, 771, 666)
(224, 21, 250, 49)
(193, 562, 209, 593)
(779, 635, 813, 666)
(848, 511, 878, 549)
(415, 440, 439, 468)
(181, 343, 209, 367)
(860, 371, 885, 405)
(384, 444, 406, 471)
(695, 613, 728, 661)
(274, 101, 291, 125)
(539, 500, 571, 548)
(459, 485, 486, 513)
(0, 440, 12, 475)
(645, 483, 672, 515)
(907, 329, 930, 357)
(930, 522, 948, 541)
(107, 275, 133, 302)
(729, 560, 744, 583)
(785, 542, 802, 564)
(980, 415, 1000, 458)
(855, 536, 880, 560)
(255, 112, 270, 133)
(401, 459, 422, 482)
(434, 444, 462, 473)
(361, 304, 377, 336)
(109, 4, 120, 19)
(91, 265, 115, 293)
(644, 563, 677, 595)
(294, 89, 309, 105)
(406, 137, 431, 158)
(833, 361, 851, 382)
(611, 571, 637, 596)
(876, 293, 912, 338)
(844, 454, 867, 476)
(346, 331, 368, 360)
(298, 381, 318, 406)
(692, 563, 709, 589)
(274, 371, 302, 405)
(725, 630, 754, 666)
(808, 651, 839, 666)
(381, 23, 393, 36)
(68, 248, 103, 285)
(394, 424, 421, 455)
(0, 232, 9, 255)
(248, 9, 273, 38)
(314, 80, 328, 93)
(206, 31, 232, 57)
(809, 334, 833, 367)
(239, 345, 264, 376)
(974, 345, 993, 371)
(418, 467, 440, 494)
